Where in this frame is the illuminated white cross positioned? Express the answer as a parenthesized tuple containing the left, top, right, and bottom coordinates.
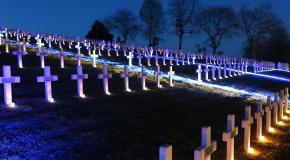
(36, 48, 48, 68)
(20, 38, 29, 52)
(237, 64, 241, 75)
(279, 90, 285, 120)
(211, 66, 216, 80)
(228, 64, 233, 77)
(4, 38, 9, 53)
(167, 66, 175, 87)
(232, 64, 237, 76)
(217, 64, 222, 79)
(196, 65, 203, 82)
(47, 35, 53, 48)
(75, 53, 83, 66)
(127, 51, 134, 66)
(0, 31, 4, 45)
(159, 145, 172, 160)
(106, 42, 111, 56)
(181, 54, 185, 65)
(155, 66, 163, 88)
(192, 56, 196, 64)
(169, 53, 173, 65)
(0, 66, 20, 108)
(75, 42, 82, 55)
(245, 63, 248, 73)
(146, 54, 151, 66)
(154, 54, 159, 66)
(194, 126, 217, 160)
(37, 66, 58, 103)
(273, 93, 279, 125)
(36, 39, 45, 52)
(265, 96, 272, 132)
(186, 54, 191, 65)
(120, 65, 133, 92)
(98, 65, 112, 95)
(223, 64, 228, 78)
(123, 48, 127, 56)
(12, 46, 27, 68)
(255, 101, 264, 140)
(58, 38, 62, 49)
(138, 66, 148, 90)
(71, 66, 88, 98)
(137, 52, 143, 66)
(204, 65, 210, 81)
(222, 115, 238, 160)
(90, 49, 98, 68)
(163, 49, 169, 65)
(175, 54, 180, 66)
(58, 48, 66, 68)
(241, 106, 253, 152)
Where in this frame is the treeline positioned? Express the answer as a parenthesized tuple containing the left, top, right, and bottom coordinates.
(86, 0, 290, 63)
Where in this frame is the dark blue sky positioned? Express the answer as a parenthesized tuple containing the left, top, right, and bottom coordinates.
(1, 0, 290, 56)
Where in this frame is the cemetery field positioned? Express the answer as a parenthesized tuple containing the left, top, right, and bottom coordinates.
(1, 51, 290, 160)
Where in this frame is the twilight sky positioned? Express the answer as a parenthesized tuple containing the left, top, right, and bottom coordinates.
(1, 0, 290, 56)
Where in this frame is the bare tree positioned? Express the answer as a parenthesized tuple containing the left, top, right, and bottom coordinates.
(139, 0, 166, 47)
(104, 9, 141, 44)
(168, 0, 198, 50)
(239, 3, 282, 58)
(195, 6, 239, 55)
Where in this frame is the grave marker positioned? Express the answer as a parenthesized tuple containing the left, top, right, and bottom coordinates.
(120, 65, 133, 92)
(194, 126, 217, 160)
(138, 66, 148, 90)
(196, 65, 203, 82)
(37, 66, 58, 103)
(58, 48, 66, 68)
(155, 66, 163, 88)
(222, 115, 238, 160)
(98, 65, 112, 95)
(71, 66, 88, 98)
(36, 48, 48, 68)
(12, 46, 27, 68)
(127, 51, 134, 66)
(168, 66, 175, 87)
(159, 145, 172, 160)
(241, 106, 253, 152)
(0, 66, 20, 108)
(255, 101, 264, 140)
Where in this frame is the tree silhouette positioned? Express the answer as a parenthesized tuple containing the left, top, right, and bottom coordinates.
(139, 0, 166, 47)
(86, 20, 113, 41)
(195, 6, 239, 55)
(104, 9, 141, 44)
(239, 3, 282, 59)
(257, 25, 290, 62)
(168, 0, 198, 50)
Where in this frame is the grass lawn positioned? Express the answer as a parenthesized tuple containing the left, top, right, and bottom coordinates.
(0, 46, 290, 160)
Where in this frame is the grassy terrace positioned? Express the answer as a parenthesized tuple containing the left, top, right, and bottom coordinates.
(0, 46, 290, 160)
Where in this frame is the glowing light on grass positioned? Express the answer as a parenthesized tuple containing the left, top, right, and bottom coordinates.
(8, 103, 16, 108)
(48, 98, 54, 103)
(45, 47, 272, 100)
(283, 116, 289, 120)
(80, 94, 86, 99)
(273, 69, 290, 73)
(9, 40, 286, 100)
(258, 135, 270, 143)
(269, 127, 276, 133)
(277, 121, 286, 126)
(247, 147, 259, 156)
(246, 72, 290, 82)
